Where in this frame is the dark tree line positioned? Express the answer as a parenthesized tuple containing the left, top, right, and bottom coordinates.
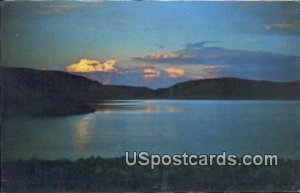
(2, 156, 300, 192)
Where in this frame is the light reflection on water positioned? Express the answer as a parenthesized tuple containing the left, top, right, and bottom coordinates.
(2, 100, 300, 160)
(74, 116, 92, 153)
(91, 100, 183, 113)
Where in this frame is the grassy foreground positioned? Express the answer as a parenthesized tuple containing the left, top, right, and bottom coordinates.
(2, 156, 300, 192)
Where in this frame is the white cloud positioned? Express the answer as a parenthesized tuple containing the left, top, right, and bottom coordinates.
(164, 67, 185, 78)
(65, 58, 117, 73)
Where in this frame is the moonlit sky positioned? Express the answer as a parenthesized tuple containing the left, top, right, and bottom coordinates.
(3, 1, 300, 88)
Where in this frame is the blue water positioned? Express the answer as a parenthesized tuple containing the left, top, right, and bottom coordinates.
(2, 100, 300, 160)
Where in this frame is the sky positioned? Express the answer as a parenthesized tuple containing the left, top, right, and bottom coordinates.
(3, 1, 300, 88)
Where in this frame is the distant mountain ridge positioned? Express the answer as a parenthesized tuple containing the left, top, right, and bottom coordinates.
(157, 77, 300, 99)
(1, 67, 300, 116)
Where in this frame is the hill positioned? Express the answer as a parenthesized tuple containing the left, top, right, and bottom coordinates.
(1, 67, 299, 116)
(156, 77, 300, 99)
(0, 67, 154, 116)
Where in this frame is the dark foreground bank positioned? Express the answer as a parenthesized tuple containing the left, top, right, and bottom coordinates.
(2, 156, 300, 192)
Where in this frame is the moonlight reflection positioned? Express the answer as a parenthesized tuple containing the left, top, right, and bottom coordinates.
(74, 116, 92, 153)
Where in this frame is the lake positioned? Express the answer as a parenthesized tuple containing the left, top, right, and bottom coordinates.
(2, 100, 300, 160)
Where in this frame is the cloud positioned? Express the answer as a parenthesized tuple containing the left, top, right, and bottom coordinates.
(133, 51, 192, 65)
(164, 67, 185, 78)
(133, 41, 300, 68)
(135, 52, 185, 62)
(181, 65, 222, 79)
(33, 1, 101, 16)
(143, 67, 161, 80)
(132, 41, 300, 82)
(65, 58, 117, 73)
(36, 2, 85, 16)
(264, 21, 300, 32)
(155, 43, 165, 49)
(186, 41, 219, 49)
(142, 64, 222, 82)
(233, 2, 300, 35)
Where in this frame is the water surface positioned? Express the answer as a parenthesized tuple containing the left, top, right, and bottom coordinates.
(2, 100, 300, 160)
